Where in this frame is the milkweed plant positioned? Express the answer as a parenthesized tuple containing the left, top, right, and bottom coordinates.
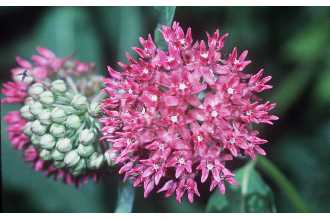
(1, 7, 310, 213)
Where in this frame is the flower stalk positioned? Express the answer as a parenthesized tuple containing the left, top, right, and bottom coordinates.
(257, 157, 309, 212)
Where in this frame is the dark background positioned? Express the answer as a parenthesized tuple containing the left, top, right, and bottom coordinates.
(1, 6, 330, 212)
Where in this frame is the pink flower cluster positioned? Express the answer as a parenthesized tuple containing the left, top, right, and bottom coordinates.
(2, 47, 93, 104)
(2, 47, 63, 104)
(1, 47, 97, 186)
(101, 22, 278, 202)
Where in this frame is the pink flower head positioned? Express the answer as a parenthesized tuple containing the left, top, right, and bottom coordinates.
(12, 47, 64, 81)
(2, 47, 95, 104)
(1, 47, 102, 186)
(1, 81, 28, 104)
(101, 22, 278, 203)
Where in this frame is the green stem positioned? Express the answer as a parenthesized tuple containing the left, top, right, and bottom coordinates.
(240, 160, 256, 212)
(114, 181, 135, 213)
(257, 157, 309, 212)
(65, 76, 79, 94)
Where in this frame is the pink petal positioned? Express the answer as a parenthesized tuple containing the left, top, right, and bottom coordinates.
(163, 95, 179, 106)
(142, 166, 154, 178)
(37, 47, 55, 59)
(157, 180, 174, 193)
(201, 168, 209, 183)
(16, 56, 32, 68)
(144, 180, 155, 198)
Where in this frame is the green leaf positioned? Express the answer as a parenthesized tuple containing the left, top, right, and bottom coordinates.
(35, 7, 103, 69)
(96, 7, 145, 61)
(153, 6, 176, 50)
(114, 181, 135, 213)
(271, 67, 313, 115)
(0, 7, 104, 75)
(312, 57, 330, 108)
(257, 157, 309, 212)
(271, 124, 330, 212)
(284, 20, 330, 63)
(206, 162, 276, 213)
(271, 19, 330, 116)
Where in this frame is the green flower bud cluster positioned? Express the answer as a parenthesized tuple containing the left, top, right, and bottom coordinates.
(20, 80, 107, 176)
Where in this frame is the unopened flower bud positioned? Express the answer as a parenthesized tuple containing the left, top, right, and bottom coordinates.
(79, 129, 95, 145)
(72, 159, 86, 176)
(104, 150, 117, 166)
(61, 106, 78, 115)
(51, 150, 65, 161)
(38, 109, 51, 125)
(51, 107, 66, 123)
(71, 170, 81, 177)
(30, 101, 43, 115)
(64, 91, 74, 100)
(24, 97, 34, 106)
(90, 102, 101, 116)
(31, 120, 47, 135)
(50, 123, 66, 138)
(53, 161, 65, 169)
(77, 144, 95, 157)
(40, 134, 55, 149)
(88, 152, 104, 169)
(71, 94, 88, 111)
(39, 149, 52, 161)
(28, 83, 44, 98)
(40, 91, 54, 105)
(87, 152, 97, 165)
(64, 150, 80, 167)
(20, 105, 34, 120)
(31, 134, 41, 145)
(65, 115, 81, 129)
(23, 122, 33, 136)
(51, 80, 67, 93)
(56, 138, 72, 152)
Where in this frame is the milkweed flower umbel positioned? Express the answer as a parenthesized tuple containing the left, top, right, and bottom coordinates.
(101, 22, 278, 203)
(1, 47, 109, 186)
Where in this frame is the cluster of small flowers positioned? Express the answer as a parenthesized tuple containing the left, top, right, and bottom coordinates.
(101, 22, 278, 202)
(2, 48, 107, 185)
(2, 47, 95, 105)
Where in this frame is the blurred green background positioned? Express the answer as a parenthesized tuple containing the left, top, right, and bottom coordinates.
(1, 6, 330, 212)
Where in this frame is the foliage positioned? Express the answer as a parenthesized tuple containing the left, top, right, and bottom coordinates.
(206, 161, 276, 213)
